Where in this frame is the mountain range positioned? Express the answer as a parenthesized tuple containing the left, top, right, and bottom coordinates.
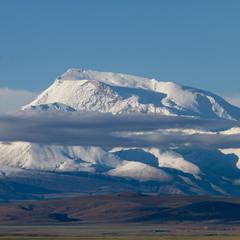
(0, 68, 240, 200)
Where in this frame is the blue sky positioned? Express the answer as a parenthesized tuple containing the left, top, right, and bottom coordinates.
(0, 0, 239, 109)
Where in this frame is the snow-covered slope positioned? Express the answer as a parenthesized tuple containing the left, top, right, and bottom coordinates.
(25, 102, 76, 113)
(0, 142, 120, 172)
(24, 68, 240, 119)
(108, 160, 172, 182)
(0, 68, 240, 197)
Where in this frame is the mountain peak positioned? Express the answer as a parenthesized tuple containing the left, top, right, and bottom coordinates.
(57, 68, 156, 89)
(24, 68, 240, 119)
(57, 68, 190, 98)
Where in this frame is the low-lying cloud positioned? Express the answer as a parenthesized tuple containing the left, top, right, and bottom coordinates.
(0, 111, 239, 149)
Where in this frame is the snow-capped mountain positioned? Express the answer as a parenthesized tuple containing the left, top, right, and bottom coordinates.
(0, 68, 240, 198)
(24, 69, 240, 119)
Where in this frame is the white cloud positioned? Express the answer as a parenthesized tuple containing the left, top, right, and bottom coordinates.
(0, 88, 37, 112)
(225, 96, 240, 107)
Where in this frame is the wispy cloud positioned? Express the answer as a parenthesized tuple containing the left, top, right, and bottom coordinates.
(0, 88, 37, 112)
(0, 111, 239, 149)
(225, 96, 240, 107)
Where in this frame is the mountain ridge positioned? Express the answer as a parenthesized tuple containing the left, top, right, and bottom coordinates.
(1, 193, 240, 224)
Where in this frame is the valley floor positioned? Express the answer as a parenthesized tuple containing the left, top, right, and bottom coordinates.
(0, 237, 240, 240)
(1, 224, 240, 240)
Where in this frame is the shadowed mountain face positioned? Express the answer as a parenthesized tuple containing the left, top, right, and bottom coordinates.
(1, 194, 240, 224)
(0, 69, 240, 199)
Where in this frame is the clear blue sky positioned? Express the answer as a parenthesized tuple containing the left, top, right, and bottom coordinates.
(0, 0, 240, 97)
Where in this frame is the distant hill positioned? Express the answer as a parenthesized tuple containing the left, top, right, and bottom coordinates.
(1, 194, 240, 224)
